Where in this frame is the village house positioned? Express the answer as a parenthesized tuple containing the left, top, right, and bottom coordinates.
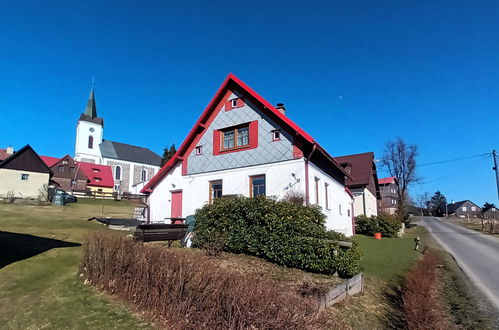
(77, 162, 115, 194)
(378, 176, 399, 215)
(142, 74, 356, 236)
(74, 87, 162, 194)
(334, 152, 381, 217)
(446, 200, 482, 218)
(40, 155, 88, 192)
(482, 205, 499, 220)
(0, 145, 52, 199)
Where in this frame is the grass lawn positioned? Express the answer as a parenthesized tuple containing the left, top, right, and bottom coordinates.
(0, 200, 151, 330)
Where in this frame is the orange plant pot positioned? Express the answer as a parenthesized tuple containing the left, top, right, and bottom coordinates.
(374, 232, 382, 240)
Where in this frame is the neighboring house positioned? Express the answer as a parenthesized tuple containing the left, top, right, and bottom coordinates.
(0, 146, 14, 161)
(77, 162, 115, 194)
(74, 87, 162, 194)
(482, 205, 499, 220)
(0, 145, 52, 199)
(446, 200, 482, 218)
(334, 152, 381, 218)
(142, 74, 356, 236)
(41, 155, 88, 191)
(378, 176, 399, 215)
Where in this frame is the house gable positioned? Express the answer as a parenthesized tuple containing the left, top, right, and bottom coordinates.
(185, 89, 295, 175)
(0, 145, 52, 175)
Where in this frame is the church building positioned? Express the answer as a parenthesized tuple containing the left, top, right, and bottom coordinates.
(74, 88, 162, 194)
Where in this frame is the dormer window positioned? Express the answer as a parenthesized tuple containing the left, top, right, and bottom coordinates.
(92, 168, 100, 173)
(195, 146, 203, 155)
(272, 130, 281, 141)
(95, 177, 102, 182)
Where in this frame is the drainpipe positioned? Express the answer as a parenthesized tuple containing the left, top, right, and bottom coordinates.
(362, 191, 367, 216)
(304, 143, 317, 206)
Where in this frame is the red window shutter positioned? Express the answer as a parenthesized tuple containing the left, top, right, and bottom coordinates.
(225, 100, 233, 111)
(213, 130, 221, 155)
(237, 98, 244, 107)
(249, 120, 258, 148)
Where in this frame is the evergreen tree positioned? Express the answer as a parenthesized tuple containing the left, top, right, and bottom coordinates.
(160, 143, 177, 167)
(483, 202, 496, 210)
(428, 191, 447, 217)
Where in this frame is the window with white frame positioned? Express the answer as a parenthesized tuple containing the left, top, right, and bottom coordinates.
(462, 206, 467, 211)
(231, 98, 238, 107)
(141, 169, 147, 182)
(471, 206, 476, 211)
(314, 177, 320, 205)
(272, 130, 281, 141)
(339, 204, 342, 215)
(195, 145, 202, 155)
(21, 173, 29, 180)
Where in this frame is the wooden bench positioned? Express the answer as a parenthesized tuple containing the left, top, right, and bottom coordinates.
(133, 223, 188, 246)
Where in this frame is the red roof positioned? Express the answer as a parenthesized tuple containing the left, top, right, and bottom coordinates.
(378, 176, 397, 185)
(142, 73, 351, 193)
(0, 149, 12, 161)
(77, 162, 114, 188)
(40, 156, 61, 168)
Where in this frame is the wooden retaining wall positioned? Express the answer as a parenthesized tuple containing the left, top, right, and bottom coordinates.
(317, 273, 363, 311)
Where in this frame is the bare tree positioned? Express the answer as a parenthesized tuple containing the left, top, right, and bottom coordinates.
(382, 138, 420, 222)
(415, 192, 430, 216)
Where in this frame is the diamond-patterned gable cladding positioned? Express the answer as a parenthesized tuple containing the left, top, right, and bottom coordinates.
(188, 99, 294, 174)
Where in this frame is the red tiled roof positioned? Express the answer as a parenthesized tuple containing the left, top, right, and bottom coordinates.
(40, 155, 61, 168)
(0, 149, 14, 161)
(378, 176, 396, 185)
(77, 162, 114, 188)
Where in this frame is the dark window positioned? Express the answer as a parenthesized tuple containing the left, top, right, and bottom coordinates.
(141, 169, 147, 182)
(231, 98, 238, 107)
(70, 167, 76, 173)
(195, 146, 202, 155)
(250, 175, 266, 197)
(88, 136, 94, 149)
(325, 183, 329, 209)
(222, 125, 249, 150)
(21, 173, 29, 180)
(272, 130, 281, 141)
(209, 180, 223, 203)
(115, 166, 122, 181)
(58, 165, 64, 172)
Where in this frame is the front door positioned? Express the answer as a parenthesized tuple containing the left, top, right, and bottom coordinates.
(171, 191, 183, 221)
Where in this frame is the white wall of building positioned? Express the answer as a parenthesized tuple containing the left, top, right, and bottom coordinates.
(148, 158, 354, 236)
(75, 120, 103, 163)
(0, 169, 50, 199)
(351, 188, 378, 218)
(307, 162, 354, 236)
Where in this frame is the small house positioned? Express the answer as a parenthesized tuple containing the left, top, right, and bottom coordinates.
(446, 200, 481, 218)
(378, 177, 399, 215)
(41, 155, 88, 192)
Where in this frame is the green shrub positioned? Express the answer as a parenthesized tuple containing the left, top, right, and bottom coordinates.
(355, 213, 401, 237)
(193, 196, 361, 277)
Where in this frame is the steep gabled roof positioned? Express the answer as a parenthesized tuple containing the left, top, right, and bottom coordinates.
(447, 200, 481, 213)
(142, 73, 351, 193)
(77, 162, 114, 188)
(334, 152, 381, 199)
(100, 140, 162, 166)
(0, 145, 52, 175)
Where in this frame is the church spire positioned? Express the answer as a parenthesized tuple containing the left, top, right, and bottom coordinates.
(84, 82, 97, 118)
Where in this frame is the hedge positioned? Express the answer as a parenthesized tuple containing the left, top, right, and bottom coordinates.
(355, 213, 401, 237)
(193, 196, 361, 277)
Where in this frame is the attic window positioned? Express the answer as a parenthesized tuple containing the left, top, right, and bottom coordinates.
(95, 177, 102, 182)
(58, 165, 64, 172)
(92, 168, 100, 173)
(272, 130, 281, 141)
(21, 173, 29, 180)
(195, 146, 202, 155)
(231, 99, 238, 107)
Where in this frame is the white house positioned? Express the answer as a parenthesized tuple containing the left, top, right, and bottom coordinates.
(74, 88, 162, 194)
(143, 74, 355, 236)
(335, 152, 381, 218)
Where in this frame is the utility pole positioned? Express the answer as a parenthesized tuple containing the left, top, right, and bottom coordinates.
(493, 150, 499, 202)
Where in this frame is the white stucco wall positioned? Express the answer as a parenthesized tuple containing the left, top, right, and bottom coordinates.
(148, 158, 354, 236)
(0, 169, 50, 199)
(307, 162, 354, 236)
(351, 188, 378, 218)
(75, 120, 103, 163)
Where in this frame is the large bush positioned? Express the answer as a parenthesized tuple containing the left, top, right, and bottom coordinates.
(355, 213, 401, 237)
(81, 232, 316, 329)
(193, 196, 360, 277)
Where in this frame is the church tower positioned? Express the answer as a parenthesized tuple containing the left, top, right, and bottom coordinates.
(74, 87, 104, 164)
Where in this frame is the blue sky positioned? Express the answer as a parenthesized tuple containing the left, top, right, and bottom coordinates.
(1, 1, 498, 205)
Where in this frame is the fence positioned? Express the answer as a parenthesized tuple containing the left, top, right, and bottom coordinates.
(317, 273, 363, 311)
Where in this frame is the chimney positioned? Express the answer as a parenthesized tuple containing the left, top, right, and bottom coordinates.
(6, 146, 14, 155)
(276, 103, 286, 115)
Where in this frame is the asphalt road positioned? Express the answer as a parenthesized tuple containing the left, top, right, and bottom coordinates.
(419, 216, 499, 312)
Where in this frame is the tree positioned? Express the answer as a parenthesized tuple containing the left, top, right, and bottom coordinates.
(415, 192, 431, 216)
(483, 202, 496, 210)
(382, 138, 420, 222)
(161, 143, 177, 167)
(428, 191, 447, 217)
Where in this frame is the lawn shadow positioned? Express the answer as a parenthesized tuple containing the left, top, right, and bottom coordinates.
(0, 231, 80, 269)
(377, 275, 407, 329)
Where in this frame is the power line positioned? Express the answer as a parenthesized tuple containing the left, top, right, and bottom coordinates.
(418, 152, 491, 167)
